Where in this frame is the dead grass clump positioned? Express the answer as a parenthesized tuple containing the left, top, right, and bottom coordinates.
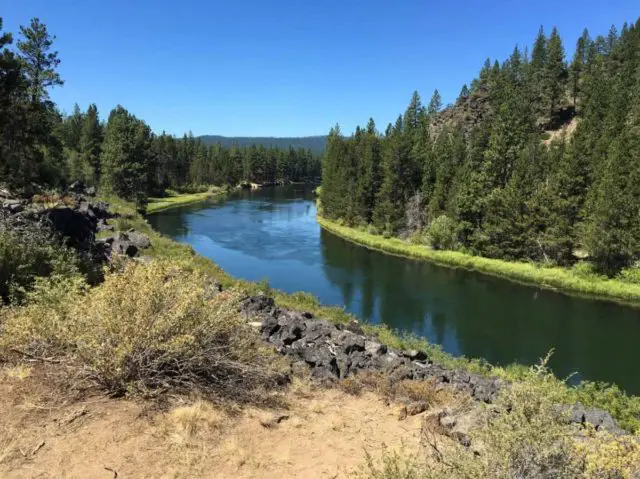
(351, 371, 443, 407)
(166, 400, 225, 445)
(0, 260, 288, 402)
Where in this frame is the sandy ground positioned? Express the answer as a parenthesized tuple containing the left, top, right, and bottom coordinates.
(0, 365, 428, 478)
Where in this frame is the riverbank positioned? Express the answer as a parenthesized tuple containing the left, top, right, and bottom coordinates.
(146, 187, 227, 214)
(117, 197, 640, 432)
(317, 216, 640, 307)
(1, 192, 639, 477)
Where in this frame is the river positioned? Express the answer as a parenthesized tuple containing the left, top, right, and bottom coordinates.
(148, 185, 640, 394)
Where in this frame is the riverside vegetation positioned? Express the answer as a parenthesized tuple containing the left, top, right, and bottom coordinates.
(1, 14, 640, 479)
(320, 18, 640, 303)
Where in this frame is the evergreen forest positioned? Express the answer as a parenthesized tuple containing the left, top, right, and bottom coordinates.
(0, 17, 321, 210)
(320, 20, 640, 276)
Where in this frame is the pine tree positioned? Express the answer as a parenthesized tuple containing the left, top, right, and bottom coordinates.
(427, 89, 442, 116)
(374, 117, 410, 233)
(16, 18, 63, 104)
(581, 66, 640, 274)
(545, 27, 567, 121)
(79, 104, 102, 185)
(458, 84, 470, 102)
(403, 91, 426, 191)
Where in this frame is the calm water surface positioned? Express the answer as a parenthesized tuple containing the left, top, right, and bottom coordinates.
(149, 186, 640, 394)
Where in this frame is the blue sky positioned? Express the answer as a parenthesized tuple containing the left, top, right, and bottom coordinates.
(3, 1, 638, 137)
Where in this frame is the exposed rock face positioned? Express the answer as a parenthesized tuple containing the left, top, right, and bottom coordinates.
(239, 294, 626, 434)
(0, 189, 151, 262)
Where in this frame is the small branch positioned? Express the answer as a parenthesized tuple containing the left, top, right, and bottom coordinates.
(9, 348, 61, 363)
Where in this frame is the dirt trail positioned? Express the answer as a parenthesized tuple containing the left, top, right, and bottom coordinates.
(0, 366, 427, 478)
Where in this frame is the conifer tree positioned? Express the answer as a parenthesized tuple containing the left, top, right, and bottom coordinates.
(16, 18, 62, 104)
(427, 89, 442, 116)
(79, 104, 102, 184)
(570, 29, 590, 108)
(545, 27, 567, 120)
(374, 117, 409, 233)
(101, 106, 152, 211)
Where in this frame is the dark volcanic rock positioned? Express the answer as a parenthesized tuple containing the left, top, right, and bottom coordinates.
(239, 294, 627, 434)
(560, 403, 626, 435)
(42, 207, 95, 249)
(101, 231, 151, 258)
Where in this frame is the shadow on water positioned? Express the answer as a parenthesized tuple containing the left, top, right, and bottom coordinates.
(149, 186, 640, 394)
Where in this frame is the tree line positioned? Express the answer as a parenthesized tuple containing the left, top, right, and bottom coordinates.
(0, 17, 321, 210)
(321, 19, 640, 276)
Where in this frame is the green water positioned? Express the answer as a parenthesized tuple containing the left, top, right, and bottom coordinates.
(149, 185, 640, 394)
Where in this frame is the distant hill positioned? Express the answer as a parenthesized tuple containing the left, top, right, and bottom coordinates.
(197, 135, 328, 154)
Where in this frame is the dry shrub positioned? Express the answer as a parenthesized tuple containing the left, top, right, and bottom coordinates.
(574, 429, 640, 478)
(31, 194, 75, 207)
(0, 260, 287, 401)
(354, 371, 442, 407)
(360, 356, 640, 479)
(339, 375, 363, 396)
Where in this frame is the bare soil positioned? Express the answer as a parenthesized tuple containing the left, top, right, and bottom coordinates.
(0, 365, 431, 478)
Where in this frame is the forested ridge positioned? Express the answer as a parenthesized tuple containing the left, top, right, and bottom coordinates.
(321, 19, 640, 277)
(198, 134, 327, 154)
(0, 17, 321, 211)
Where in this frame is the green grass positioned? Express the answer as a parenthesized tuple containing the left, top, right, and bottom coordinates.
(317, 216, 640, 307)
(146, 187, 226, 214)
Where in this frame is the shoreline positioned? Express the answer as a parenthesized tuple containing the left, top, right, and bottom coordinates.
(146, 187, 228, 214)
(317, 216, 640, 308)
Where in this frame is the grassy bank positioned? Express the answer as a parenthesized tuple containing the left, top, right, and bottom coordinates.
(317, 216, 640, 307)
(146, 187, 227, 214)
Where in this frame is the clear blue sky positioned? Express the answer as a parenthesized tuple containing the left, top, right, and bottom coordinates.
(3, 1, 638, 137)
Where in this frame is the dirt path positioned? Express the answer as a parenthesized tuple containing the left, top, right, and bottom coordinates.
(0, 366, 427, 478)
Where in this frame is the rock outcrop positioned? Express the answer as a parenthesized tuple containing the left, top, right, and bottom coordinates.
(240, 294, 504, 402)
(239, 294, 626, 434)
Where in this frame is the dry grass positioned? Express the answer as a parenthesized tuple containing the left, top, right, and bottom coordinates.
(165, 400, 226, 446)
(360, 358, 640, 479)
(3, 364, 32, 380)
(342, 371, 445, 408)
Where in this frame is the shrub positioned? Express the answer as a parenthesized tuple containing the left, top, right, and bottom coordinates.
(617, 267, 640, 285)
(361, 356, 640, 479)
(0, 213, 81, 304)
(571, 381, 640, 433)
(366, 223, 381, 236)
(425, 215, 458, 251)
(571, 261, 603, 281)
(0, 260, 286, 400)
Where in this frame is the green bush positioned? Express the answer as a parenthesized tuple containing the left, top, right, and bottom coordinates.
(426, 215, 458, 250)
(571, 261, 603, 281)
(617, 267, 640, 285)
(571, 381, 640, 433)
(0, 218, 81, 304)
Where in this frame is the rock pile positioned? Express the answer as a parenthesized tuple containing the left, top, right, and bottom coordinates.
(0, 185, 151, 261)
(240, 294, 504, 403)
(239, 294, 626, 434)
